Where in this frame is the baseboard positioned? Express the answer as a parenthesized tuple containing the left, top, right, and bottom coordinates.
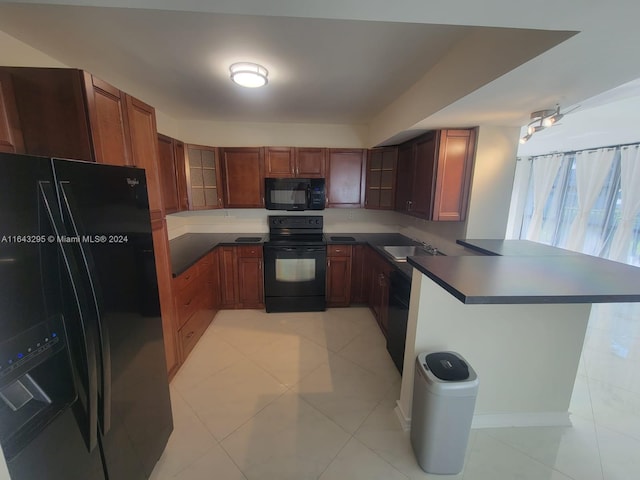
(471, 412, 572, 429)
(396, 408, 572, 431)
(394, 401, 411, 431)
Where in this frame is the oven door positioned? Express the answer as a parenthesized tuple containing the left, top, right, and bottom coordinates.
(263, 245, 326, 312)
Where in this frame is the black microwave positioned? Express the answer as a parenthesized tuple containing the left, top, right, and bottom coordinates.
(264, 178, 326, 211)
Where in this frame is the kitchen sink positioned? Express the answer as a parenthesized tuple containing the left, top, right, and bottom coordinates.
(382, 245, 441, 261)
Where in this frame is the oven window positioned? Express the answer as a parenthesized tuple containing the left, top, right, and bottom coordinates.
(275, 258, 316, 282)
(270, 189, 306, 206)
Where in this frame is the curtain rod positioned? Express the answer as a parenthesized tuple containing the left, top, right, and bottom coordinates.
(518, 140, 640, 161)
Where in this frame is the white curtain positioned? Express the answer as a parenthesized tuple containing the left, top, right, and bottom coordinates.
(565, 149, 616, 251)
(525, 153, 563, 241)
(608, 146, 640, 262)
(506, 157, 533, 239)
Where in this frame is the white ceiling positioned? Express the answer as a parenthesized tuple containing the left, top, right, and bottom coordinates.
(1, 0, 640, 145)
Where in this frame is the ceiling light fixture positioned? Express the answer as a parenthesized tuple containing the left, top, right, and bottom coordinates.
(229, 62, 268, 88)
(519, 105, 563, 144)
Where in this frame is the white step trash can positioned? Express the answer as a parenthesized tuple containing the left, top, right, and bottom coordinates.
(410, 351, 479, 474)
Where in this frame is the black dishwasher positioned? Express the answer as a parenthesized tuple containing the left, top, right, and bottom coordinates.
(386, 270, 411, 374)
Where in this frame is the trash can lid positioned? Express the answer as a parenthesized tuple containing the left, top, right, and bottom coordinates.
(425, 352, 469, 381)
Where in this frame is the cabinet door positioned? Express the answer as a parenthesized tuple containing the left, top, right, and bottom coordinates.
(326, 246, 352, 307)
(152, 218, 180, 380)
(125, 95, 164, 217)
(221, 147, 265, 208)
(83, 73, 132, 167)
(174, 140, 189, 211)
(365, 147, 397, 210)
(209, 248, 221, 311)
(264, 146, 294, 177)
(326, 148, 366, 207)
(0, 71, 25, 153)
(186, 145, 222, 210)
(411, 132, 437, 218)
(2, 67, 93, 161)
(367, 249, 392, 337)
(219, 246, 238, 308)
(394, 142, 414, 213)
(237, 255, 264, 308)
(350, 244, 367, 304)
(157, 134, 180, 214)
(433, 129, 476, 221)
(295, 147, 326, 178)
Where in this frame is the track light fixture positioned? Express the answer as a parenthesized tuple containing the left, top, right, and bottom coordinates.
(519, 105, 564, 144)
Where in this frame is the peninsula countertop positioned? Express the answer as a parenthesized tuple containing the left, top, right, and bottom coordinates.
(409, 240, 640, 304)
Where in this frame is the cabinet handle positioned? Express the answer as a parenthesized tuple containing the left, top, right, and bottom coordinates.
(186, 331, 194, 339)
(327, 259, 331, 267)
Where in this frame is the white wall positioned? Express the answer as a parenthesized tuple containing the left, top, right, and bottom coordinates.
(0, 30, 66, 67)
(465, 125, 520, 239)
(155, 111, 369, 149)
(398, 271, 591, 428)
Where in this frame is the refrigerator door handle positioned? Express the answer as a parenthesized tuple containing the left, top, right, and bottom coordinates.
(58, 181, 112, 435)
(38, 181, 99, 452)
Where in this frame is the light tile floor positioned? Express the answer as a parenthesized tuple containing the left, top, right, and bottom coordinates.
(151, 304, 640, 480)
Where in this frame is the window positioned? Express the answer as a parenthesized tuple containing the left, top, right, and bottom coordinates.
(515, 146, 640, 266)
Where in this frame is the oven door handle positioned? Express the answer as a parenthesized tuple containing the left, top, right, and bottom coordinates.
(270, 246, 298, 252)
(304, 247, 326, 252)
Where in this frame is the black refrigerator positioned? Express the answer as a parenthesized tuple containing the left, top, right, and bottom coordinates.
(0, 153, 173, 479)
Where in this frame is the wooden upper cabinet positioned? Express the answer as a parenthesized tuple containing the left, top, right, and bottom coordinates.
(412, 132, 437, 218)
(365, 147, 398, 210)
(83, 73, 132, 167)
(326, 148, 366, 208)
(174, 140, 188, 211)
(394, 142, 414, 213)
(264, 146, 326, 178)
(185, 144, 223, 210)
(157, 134, 181, 214)
(0, 71, 25, 154)
(294, 147, 326, 177)
(0, 67, 93, 161)
(264, 147, 294, 177)
(433, 129, 476, 221)
(221, 147, 264, 208)
(125, 95, 163, 216)
(393, 128, 476, 221)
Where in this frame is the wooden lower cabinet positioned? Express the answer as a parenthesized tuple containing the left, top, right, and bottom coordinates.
(326, 245, 352, 307)
(367, 247, 394, 337)
(350, 244, 368, 304)
(152, 218, 180, 381)
(218, 245, 264, 309)
(173, 251, 218, 362)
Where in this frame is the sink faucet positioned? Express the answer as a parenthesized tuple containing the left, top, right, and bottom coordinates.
(420, 241, 439, 255)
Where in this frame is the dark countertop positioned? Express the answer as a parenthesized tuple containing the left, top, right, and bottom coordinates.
(169, 231, 425, 278)
(169, 233, 266, 276)
(456, 239, 583, 256)
(408, 254, 640, 305)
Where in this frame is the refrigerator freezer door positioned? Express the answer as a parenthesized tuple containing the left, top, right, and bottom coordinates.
(0, 153, 104, 479)
(53, 159, 173, 478)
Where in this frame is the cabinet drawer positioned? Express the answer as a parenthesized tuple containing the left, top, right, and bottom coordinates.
(179, 309, 213, 359)
(328, 244, 352, 257)
(236, 245, 262, 257)
(175, 278, 202, 328)
(174, 261, 200, 291)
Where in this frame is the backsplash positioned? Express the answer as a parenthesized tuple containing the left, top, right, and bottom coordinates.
(166, 209, 470, 255)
